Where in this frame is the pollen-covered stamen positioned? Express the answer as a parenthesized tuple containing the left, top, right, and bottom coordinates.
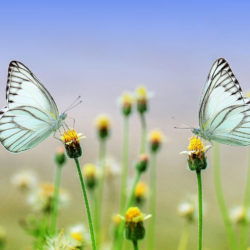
(188, 136, 204, 153)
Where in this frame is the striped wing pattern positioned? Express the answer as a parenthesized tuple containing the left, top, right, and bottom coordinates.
(199, 58, 250, 146)
(0, 61, 59, 153)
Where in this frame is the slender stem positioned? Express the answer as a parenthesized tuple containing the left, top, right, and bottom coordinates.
(177, 222, 190, 250)
(116, 171, 142, 250)
(50, 163, 63, 235)
(120, 116, 130, 214)
(95, 139, 106, 248)
(140, 113, 147, 154)
(74, 158, 97, 250)
(196, 170, 203, 250)
(240, 148, 250, 250)
(147, 151, 157, 250)
(213, 143, 237, 250)
(133, 240, 139, 250)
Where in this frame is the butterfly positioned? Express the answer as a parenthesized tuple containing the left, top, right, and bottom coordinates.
(0, 61, 67, 153)
(192, 58, 250, 146)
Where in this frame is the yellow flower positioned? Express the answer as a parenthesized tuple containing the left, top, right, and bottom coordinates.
(112, 214, 122, 226)
(135, 86, 152, 114)
(95, 114, 111, 139)
(61, 129, 84, 158)
(148, 129, 165, 152)
(68, 224, 90, 246)
(188, 136, 204, 152)
(83, 163, 97, 179)
(119, 92, 134, 116)
(134, 181, 147, 201)
(125, 207, 150, 223)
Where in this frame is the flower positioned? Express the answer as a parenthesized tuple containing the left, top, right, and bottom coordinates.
(124, 207, 151, 241)
(95, 114, 111, 139)
(178, 195, 198, 222)
(136, 154, 149, 173)
(28, 183, 69, 213)
(135, 86, 153, 114)
(68, 224, 90, 247)
(119, 92, 134, 116)
(61, 129, 85, 158)
(45, 231, 80, 250)
(180, 136, 211, 171)
(230, 206, 250, 224)
(112, 214, 123, 226)
(82, 163, 97, 189)
(148, 129, 165, 152)
(11, 170, 37, 191)
(55, 147, 67, 166)
(134, 181, 148, 204)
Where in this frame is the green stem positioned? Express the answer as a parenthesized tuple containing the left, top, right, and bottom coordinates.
(240, 148, 250, 250)
(213, 143, 237, 250)
(116, 171, 142, 250)
(196, 170, 203, 250)
(50, 163, 63, 235)
(74, 158, 97, 250)
(140, 113, 147, 154)
(133, 240, 139, 250)
(177, 222, 190, 250)
(95, 139, 106, 248)
(120, 116, 130, 214)
(147, 151, 157, 250)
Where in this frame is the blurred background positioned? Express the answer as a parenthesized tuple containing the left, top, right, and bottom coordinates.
(0, 0, 250, 249)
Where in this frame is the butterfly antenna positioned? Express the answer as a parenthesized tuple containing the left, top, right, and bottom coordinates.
(63, 96, 83, 113)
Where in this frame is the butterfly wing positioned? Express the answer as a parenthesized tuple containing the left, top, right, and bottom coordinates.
(199, 58, 250, 146)
(0, 61, 60, 153)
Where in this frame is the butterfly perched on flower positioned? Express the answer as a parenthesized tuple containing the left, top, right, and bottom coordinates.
(193, 58, 250, 146)
(0, 61, 67, 153)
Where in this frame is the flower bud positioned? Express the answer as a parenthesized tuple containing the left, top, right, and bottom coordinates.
(55, 147, 67, 166)
(148, 130, 164, 153)
(134, 181, 147, 205)
(119, 92, 133, 116)
(135, 86, 148, 114)
(136, 154, 149, 173)
(95, 114, 111, 140)
(82, 163, 97, 190)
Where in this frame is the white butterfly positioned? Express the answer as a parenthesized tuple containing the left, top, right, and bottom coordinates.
(193, 58, 250, 146)
(0, 61, 67, 153)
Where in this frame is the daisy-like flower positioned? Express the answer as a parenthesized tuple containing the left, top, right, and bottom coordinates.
(61, 129, 85, 159)
(230, 206, 250, 224)
(134, 181, 148, 204)
(135, 86, 153, 114)
(11, 170, 37, 191)
(180, 136, 211, 171)
(45, 231, 80, 250)
(148, 129, 165, 153)
(28, 182, 69, 213)
(122, 207, 151, 242)
(82, 163, 97, 190)
(95, 114, 111, 140)
(118, 92, 134, 116)
(178, 195, 198, 222)
(68, 224, 90, 247)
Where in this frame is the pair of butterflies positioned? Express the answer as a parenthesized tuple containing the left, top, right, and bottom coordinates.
(0, 58, 249, 154)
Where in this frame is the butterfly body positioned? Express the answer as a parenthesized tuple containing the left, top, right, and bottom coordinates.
(195, 58, 250, 146)
(0, 61, 66, 153)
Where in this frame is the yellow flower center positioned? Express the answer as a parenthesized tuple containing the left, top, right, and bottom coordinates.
(112, 214, 122, 225)
(121, 92, 133, 106)
(136, 86, 147, 100)
(71, 232, 83, 242)
(149, 130, 163, 143)
(83, 163, 97, 178)
(135, 181, 147, 197)
(188, 136, 204, 152)
(126, 207, 143, 223)
(40, 183, 54, 197)
(61, 129, 82, 144)
(96, 115, 110, 130)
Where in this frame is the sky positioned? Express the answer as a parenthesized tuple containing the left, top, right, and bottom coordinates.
(0, 1, 250, 248)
